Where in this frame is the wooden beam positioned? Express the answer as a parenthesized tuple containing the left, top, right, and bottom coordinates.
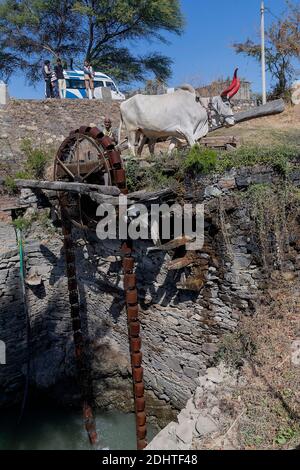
(233, 98, 285, 124)
(147, 236, 196, 253)
(15, 180, 121, 196)
(209, 98, 285, 132)
(15, 179, 121, 206)
(129, 188, 175, 202)
(14, 180, 175, 207)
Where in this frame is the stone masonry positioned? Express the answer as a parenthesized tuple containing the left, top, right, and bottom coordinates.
(1, 100, 300, 429)
(0, 99, 121, 178)
(1, 162, 300, 415)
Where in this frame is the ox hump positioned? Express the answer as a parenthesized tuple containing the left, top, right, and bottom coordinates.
(175, 84, 196, 94)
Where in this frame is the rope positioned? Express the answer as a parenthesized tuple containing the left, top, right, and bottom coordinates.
(15, 228, 31, 424)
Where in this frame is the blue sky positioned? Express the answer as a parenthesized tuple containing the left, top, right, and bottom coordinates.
(8, 0, 295, 99)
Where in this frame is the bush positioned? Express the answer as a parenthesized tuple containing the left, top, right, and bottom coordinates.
(125, 159, 143, 192)
(12, 216, 32, 232)
(20, 138, 50, 179)
(125, 156, 182, 192)
(4, 176, 18, 194)
(15, 170, 32, 180)
(216, 145, 299, 176)
(183, 146, 217, 174)
(215, 331, 257, 369)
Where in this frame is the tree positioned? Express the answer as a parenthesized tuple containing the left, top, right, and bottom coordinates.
(0, 0, 184, 85)
(233, 1, 300, 99)
(0, 1, 82, 82)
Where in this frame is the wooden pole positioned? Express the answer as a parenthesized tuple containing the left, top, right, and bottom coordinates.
(261, 1, 267, 104)
(233, 98, 284, 123)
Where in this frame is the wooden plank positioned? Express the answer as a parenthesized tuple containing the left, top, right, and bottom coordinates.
(147, 236, 195, 253)
(200, 135, 240, 149)
(166, 254, 196, 270)
(129, 188, 175, 202)
(201, 136, 238, 143)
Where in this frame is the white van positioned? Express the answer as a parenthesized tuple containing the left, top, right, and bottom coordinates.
(64, 70, 125, 100)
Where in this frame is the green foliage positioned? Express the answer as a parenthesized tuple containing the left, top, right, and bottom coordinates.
(216, 145, 299, 175)
(233, 2, 300, 98)
(125, 159, 143, 193)
(15, 170, 32, 179)
(0, 0, 82, 82)
(145, 166, 178, 191)
(4, 170, 32, 193)
(12, 216, 31, 232)
(126, 144, 299, 192)
(183, 146, 218, 174)
(2, 139, 50, 195)
(0, 0, 184, 84)
(275, 427, 300, 446)
(12, 209, 55, 236)
(3, 176, 17, 194)
(125, 153, 183, 192)
(20, 139, 50, 179)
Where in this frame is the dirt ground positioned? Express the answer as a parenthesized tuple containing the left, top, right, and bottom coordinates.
(214, 104, 300, 147)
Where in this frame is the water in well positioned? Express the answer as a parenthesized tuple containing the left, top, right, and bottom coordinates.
(0, 401, 157, 450)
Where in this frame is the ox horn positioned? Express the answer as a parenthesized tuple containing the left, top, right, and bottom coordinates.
(227, 77, 241, 99)
(221, 68, 240, 98)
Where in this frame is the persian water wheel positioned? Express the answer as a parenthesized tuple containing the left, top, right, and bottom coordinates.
(53, 126, 126, 229)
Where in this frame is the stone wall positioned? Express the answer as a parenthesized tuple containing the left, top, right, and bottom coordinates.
(0, 99, 121, 178)
(1, 164, 300, 413)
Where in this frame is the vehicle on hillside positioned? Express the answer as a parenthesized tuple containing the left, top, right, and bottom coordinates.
(64, 70, 125, 100)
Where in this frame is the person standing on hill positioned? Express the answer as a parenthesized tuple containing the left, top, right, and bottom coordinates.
(83, 60, 95, 99)
(43, 60, 53, 98)
(51, 69, 58, 98)
(55, 58, 66, 99)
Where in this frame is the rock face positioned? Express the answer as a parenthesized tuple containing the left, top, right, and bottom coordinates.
(0, 99, 121, 177)
(146, 363, 239, 450)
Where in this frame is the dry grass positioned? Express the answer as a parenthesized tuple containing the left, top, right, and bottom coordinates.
(237, 282, 300, 449)
(215, 104, 300, 147)
(216, 279, 300, 450)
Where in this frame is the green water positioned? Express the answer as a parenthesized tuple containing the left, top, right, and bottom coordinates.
(0, 404, 156, 450)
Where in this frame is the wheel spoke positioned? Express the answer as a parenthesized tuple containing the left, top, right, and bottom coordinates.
(55, 133, 114, 230)
(56, 158, 76, 180)
(82, 162, 103, 181)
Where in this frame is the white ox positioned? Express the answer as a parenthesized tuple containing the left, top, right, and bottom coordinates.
(119, 69, 241, 156)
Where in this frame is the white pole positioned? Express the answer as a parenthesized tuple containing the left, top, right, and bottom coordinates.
(261, 1, 267, 104)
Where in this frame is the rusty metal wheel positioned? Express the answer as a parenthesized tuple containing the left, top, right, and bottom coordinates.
(53, 126, 126, 229)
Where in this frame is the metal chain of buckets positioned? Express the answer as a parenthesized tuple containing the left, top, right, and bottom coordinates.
(57, 126, 147, 450)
